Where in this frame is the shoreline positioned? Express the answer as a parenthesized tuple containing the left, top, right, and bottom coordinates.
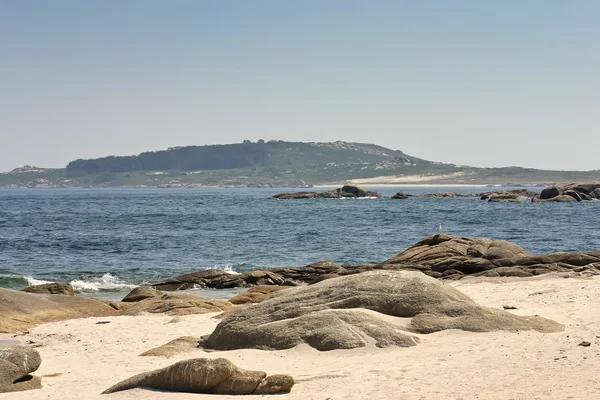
(1, 275, 598, 399)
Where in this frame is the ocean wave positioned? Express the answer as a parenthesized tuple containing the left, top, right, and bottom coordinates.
(70, 273, 138, 292)
(0, 273, 137, 293)
(211, 264, 241, 275)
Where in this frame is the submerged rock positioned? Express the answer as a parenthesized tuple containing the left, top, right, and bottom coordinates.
(0, 345, 42, 393)
(201, 270, 562, 352)
(102, 358, 294, 395)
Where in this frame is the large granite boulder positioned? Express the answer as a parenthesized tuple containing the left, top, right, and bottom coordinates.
(201, 270, 561, 352)
(22, 282, 74, 296)
(0, 345, 42, 393)
(102, 358, 294, 395)
(0, 288, 119, 333)
(273, 185, 381, 199)
(119, 289, 232, 316)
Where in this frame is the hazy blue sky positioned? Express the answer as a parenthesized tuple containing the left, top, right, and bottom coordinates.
(1, 1, 598, 172)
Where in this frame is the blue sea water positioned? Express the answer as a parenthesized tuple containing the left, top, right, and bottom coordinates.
(1, 187, 599, 300)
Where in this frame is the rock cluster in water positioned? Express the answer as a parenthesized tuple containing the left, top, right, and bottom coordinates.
(273, 185, 381, 199)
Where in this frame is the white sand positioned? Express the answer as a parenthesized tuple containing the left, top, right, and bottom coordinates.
(2, 274, 599, 400)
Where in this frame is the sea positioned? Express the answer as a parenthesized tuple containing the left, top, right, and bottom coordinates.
(1, 186, 599, 301)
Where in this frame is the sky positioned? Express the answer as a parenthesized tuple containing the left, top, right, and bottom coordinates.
(1, 1, 599, 172)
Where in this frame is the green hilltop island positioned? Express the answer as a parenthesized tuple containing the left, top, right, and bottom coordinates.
(1, 140, 599, 188)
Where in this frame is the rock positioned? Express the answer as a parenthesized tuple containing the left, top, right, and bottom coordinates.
(273, 185, 381, 199)
(151, 269, 285, 291)
(487, 194, 527, 203)
(229, 286, 292, 304)
(0, 345, 42, 393)
(150, 235, 600, 290)
(532, 195, 577, 202)
(391, 192, 409, 199)
(22, 282, 74, 296)
(101, 358, 294, 395)
(479, 189, 539, 201)
(140, 336, 200, 357)
(534, 182, 600, 202)
(119, 291, 232, 316)
(121, 287, 162, 302)
(202, 271, 562, 352)
(540, 186, 560, 199)
(0, 288, 119, 333)
(578, 341, 591, 347)
(382, 235, 600, 278)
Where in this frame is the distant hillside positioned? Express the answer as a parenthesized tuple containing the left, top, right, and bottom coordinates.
(65, 140, 433, 174)
(1, 140, 598, 188)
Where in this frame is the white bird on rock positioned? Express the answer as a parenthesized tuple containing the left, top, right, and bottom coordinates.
(436, 223, 443, 234)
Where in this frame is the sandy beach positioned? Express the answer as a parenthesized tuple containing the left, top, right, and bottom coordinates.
(2, 273, 599, 400)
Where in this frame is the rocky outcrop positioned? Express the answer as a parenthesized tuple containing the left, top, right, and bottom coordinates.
(229, 285, 292, 304)
(202, 271, 562, 352)
(119, 289, 232, 316)
(0, 345, 42, 393)
(534, 182, 600, 202)
(102, 358, 294, 395)
(140, 336, 200, 357)
(0, 288, 119, 333)
(383, 234, 600, 278)
(151, 269, 287, 291)
(22, 282, 75, 296)
(273, 185, 381, 199)
(150, 235, 600, 291)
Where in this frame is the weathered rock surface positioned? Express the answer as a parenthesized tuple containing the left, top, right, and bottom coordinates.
(102, 358, 294, 395)
(22, 282, 75, 296)
(119, 289, 232, 316)
(229, 285, 292, 304)
(202, 270, 561, 352)
(0, 345, 42, 393)
(0, 288, 120, 333)
(140, 336, 200, 357)
(273, 185, 381, 199)
(534, 182, 600, 202)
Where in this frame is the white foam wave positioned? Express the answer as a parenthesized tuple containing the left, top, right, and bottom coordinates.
(24, 276, 53, 286)
(222, 265, 241, 275)
(70, 273, 137, 292)
(210, 264, 241, 275)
